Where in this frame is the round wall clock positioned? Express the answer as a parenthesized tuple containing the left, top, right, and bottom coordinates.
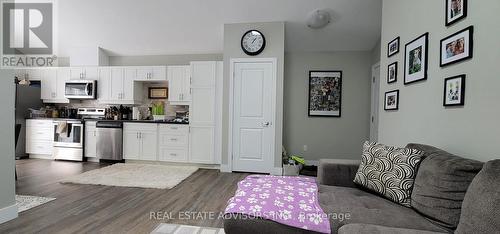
(241, 30, 266, 56)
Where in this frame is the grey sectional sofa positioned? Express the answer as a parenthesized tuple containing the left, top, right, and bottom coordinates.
(224, 144, 500, 234)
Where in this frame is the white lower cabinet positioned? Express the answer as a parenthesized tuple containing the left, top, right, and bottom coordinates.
(158, 125, 189, 162)
(84, 121, 97, 158)
(189, 126, 214, 164)
(123, 123, 158, 161)
(26, 119, 53, 157)
(122, 123, 194, 163)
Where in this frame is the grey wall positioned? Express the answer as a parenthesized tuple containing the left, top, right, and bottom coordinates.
(222, 22, 285, 168)
(371, 39, 381, 64)
(0, 69, 17, 220)
(379, 0, 500, 162)
(108, 54, 222, 66)
(284, 52, 372, 161)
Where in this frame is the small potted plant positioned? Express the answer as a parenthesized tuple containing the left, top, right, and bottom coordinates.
(283, 155, 305, 176)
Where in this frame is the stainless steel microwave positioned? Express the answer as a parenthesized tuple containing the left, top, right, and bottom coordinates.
(65, 80, 97, 99)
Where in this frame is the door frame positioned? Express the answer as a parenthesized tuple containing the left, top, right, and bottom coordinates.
(370, 62, 380, 142)
(228, 58, 277, 173)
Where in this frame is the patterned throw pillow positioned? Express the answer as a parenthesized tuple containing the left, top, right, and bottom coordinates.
(354, 141, 424, 207)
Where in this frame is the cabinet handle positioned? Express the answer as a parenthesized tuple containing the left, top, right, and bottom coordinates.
(170, 138, 178, 141)
(170, 153, 177, 156)
(136, 132, 139, 139)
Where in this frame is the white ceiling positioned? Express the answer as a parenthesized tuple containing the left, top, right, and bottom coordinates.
(57, 0, 382, 56)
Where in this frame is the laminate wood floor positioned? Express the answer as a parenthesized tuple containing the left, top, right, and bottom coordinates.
(0, 159, 248, 234)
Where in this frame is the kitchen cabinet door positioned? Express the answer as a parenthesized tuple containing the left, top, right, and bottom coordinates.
(84, 123, 97, 158)
(70, 68, 84, 80)
(123, 131, 140, 160)
(97, 68, 111, 101)
(140, 131, 158, 161)
(167, 66, 190, 103)
(189, 87, 215, 126)
(151, 66, 167, 81)
(83, 67, 98, 79)
(55, 68, 70, 100)
(189, 126, 214, 164)
(191, 61, 216, 88)
(110, 68, 124, 101)
(122, 68, 136, 102)
(136, 67, 150, 81)
(41, 69, 58, 100)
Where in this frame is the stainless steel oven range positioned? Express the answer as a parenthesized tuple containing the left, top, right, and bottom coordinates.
(53, 119, 84, 161)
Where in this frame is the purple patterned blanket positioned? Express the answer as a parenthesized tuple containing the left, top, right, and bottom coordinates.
(224, 175, 331, 233)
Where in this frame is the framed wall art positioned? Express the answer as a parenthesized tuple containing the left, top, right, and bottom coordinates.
(443, 75, 466, 106)
(404, 33, 429, 85)
(387, 62, 398, 83)
(446, 0, 467, 26)
(388, 37, 400, 57)
(148, 87, 168, 99)
(384, 90, 400, 111)
(308, 71, 342, 117)
(440, 26, 473, 67)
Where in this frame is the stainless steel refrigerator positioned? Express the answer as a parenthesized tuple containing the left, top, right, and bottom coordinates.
(15, 81, 44, 158)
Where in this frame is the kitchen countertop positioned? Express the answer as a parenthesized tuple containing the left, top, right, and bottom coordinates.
(85, 119, 189, 125)
(27, 118, 189, 125)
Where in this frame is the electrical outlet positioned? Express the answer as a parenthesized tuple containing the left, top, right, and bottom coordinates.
(303, 145, 308, 152)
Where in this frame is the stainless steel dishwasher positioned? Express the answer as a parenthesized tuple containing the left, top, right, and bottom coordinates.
(96, 121, 123, 161)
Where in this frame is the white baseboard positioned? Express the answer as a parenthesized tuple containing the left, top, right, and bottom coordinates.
(29, 154, 53, 160)
(125, 160, 221, 170)
(305, 160, 319, 166)
(86, 157, 99, 162)
(271, 167, 283, 176)
(0, 204, 18, 224)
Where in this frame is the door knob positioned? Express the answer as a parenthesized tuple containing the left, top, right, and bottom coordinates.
(262, 122, 271, 127)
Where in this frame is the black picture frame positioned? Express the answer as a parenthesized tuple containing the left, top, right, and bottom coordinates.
(384, 90, 400, 111)
(387, 37, 400, 57)
(387, 62, 398, 84)
(440, 26, 473, 67)
(446, 0, 468, 26)
(148, 87, 168, 99)
(443, 75, 466, 106)
(404, 33, 429, 85)
(241, 30, 266, 56)
(308, 70, 342, 117)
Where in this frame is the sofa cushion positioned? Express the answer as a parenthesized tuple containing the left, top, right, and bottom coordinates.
(455, 160, 500, 234)
(318, 185, 447, 233)
(338, 223, 448, 234)
(224, 185, 448, 234)
(354, 142, 424, 207)
(406, 143, 483, 231)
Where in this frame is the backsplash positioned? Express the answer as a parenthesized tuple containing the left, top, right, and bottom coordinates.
(56, 82, 188, 117)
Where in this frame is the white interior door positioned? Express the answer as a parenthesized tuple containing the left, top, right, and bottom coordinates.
(232, 61, 274, 173)
(370, 64, 380, 142)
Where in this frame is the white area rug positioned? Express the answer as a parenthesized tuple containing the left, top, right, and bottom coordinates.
(152, 224, 224, 234)
(16, 195, 56, 213)
(60, 163, 198, 189)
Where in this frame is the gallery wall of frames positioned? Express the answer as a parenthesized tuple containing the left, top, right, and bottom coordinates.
(384, 0, 471, 111)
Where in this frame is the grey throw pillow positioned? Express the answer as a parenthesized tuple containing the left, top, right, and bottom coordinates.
(456, 160, 500, 234)
(354, 141, 424, 207)
(406, 143, 483, 231)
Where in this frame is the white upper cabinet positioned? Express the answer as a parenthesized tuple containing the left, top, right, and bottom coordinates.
(135, 66, 167, 81)
(69, 67, 98, 80)
(167, 65, 191, 104)
(191, 61, 216, 87)
(97, 67, 142, 104)
(41, 68, 69, 103)
(97, 67, 111, 101)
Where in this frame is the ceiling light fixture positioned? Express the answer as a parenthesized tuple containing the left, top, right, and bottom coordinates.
(306, 9, 331, 29)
